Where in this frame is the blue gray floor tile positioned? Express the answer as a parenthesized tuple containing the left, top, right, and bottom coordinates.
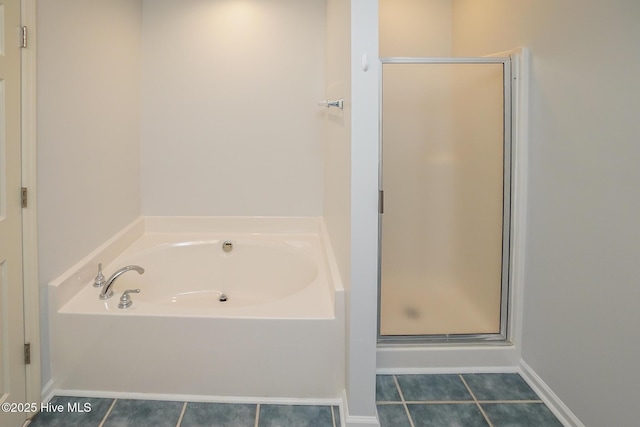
(462, 373, 539, 401)
(376, 375, 401, 402)
(482, 402, 564, 427)
(376, 373, 563, 427)
(377, 404, 412, 427)
(408, 403, 489, 427)
(28, 396, 113, 427)
(181, 402, 255, 427)
(28, 373, 562, 427)
(258, 404, 333, 427)
(29, 399, 342, 427)
(102, 399, 184, 427)
(396, 374, 473, 401)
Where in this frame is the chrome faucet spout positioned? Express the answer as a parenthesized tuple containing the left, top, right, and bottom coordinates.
(99, 265, 144, 300)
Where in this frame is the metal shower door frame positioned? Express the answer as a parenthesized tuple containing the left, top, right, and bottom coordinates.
(377, 56, 514, 344)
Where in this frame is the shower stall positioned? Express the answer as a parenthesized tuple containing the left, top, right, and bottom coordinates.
(378, 56, 513, 342)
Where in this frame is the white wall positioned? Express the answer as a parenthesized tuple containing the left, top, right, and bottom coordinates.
(37, 0, 142, 386)
(379, 0, 452, 57)
(344, 0, 380, 424)
(141, 0, 326, 216)
(453, 1, 640, 426)
(324, 0, 351, 298)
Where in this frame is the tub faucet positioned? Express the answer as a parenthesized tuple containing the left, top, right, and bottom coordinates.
(99, 265, 144, 300)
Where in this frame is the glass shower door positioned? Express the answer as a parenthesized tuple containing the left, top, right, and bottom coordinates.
(379, 57, 512, 339)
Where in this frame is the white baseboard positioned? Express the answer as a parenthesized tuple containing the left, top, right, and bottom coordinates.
(47, 388, 340, 407)
(344, 416, 380, 427)
(41, 378, 55, 404)
(519, 360, 584, 427)
(376, 344, 521, 373)
(341, 390, 380, 427)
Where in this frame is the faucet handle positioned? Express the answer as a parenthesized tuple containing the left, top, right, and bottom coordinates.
(93, 263, 106, 287)
(118, 288, 141, 309)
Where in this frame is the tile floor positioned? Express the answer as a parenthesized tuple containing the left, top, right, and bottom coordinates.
(27, 373, 563, 427)
(377, 373, 564, 427)
(27, 399, 342, 427)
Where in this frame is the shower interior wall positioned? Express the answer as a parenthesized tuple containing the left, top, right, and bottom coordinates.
(37, 0, 353, 398)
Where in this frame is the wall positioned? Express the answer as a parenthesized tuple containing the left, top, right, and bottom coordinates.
(37, 0, 142, 386)
(453, 1, 640, 426)
(324, 0, 351, 299)
(141, 0, 326, 216)
(344, 0, 379, 424)
(379, 0, 451, 56)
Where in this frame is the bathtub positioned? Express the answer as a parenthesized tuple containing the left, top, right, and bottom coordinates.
(48, 217, 345, 401)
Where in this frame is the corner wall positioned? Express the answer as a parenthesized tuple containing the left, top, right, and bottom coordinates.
(453, 1, 640, 425)
(36, 0, 142, 387)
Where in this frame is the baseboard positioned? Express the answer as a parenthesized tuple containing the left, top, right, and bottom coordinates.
(376, 344, 520, 372)
(48, 388, 340, 407)
(341, 390, 379, 427)
(519, 360, 584, 427)
(41, 378, 55, 404)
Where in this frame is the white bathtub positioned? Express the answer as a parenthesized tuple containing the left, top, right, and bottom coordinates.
(48, 217, 345, 401)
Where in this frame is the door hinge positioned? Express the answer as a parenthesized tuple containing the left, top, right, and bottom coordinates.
(20, 26, 28, 48)
(24, 343, 31, 365)
(21, 187, 28, 208)
(379, 190, 384, 214)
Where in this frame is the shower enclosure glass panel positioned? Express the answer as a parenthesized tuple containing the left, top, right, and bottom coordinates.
(379, 58, 511, 339)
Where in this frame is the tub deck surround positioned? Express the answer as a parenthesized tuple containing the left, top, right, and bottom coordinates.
(48, 217, 147, 311)
(48, 216, 345, 400)
(59, 232, 334, 319)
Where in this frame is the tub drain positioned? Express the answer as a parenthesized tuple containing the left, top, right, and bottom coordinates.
(219, 293, 228, 302)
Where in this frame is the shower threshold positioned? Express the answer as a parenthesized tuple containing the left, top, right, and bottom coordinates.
(378, 333, 512, 346)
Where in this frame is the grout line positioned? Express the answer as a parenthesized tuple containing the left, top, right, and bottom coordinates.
(98, 399, 118, 427)
(460, 375, 494, 427)
(393, 375, 416, 427)
(254, 403, 260, 427)
(392, 375, 404, 401)
(175, 402, 187, 427)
